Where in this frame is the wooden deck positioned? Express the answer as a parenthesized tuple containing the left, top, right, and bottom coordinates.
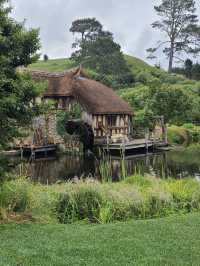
(101, 139, 168, 152)
(20, 144, 57, 158)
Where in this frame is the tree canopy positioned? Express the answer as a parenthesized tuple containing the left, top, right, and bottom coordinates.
(147, 0, 200, 72)
(172, 59, 200, 80)
(70, 18, 134, 89)
(0, 0, 41, 148)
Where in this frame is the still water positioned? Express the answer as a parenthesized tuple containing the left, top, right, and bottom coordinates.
(7, 146, 200, 184)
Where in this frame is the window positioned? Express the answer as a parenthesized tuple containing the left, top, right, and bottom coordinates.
(107, 115, 117, 127)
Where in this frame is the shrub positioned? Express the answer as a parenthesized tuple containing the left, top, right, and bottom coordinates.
(1, 176, 200, 224)
(183, 123, 195, 130)
(165, 179, 200, 213)
(0, 178, 31, 213)
(57, 186, 102, 223)
(168, 126, 190, 145)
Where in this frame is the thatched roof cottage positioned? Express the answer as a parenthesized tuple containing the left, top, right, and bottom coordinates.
(31, 67, 133, 145)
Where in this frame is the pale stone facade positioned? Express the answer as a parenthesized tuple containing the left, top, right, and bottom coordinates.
(32, 113, 64, 145)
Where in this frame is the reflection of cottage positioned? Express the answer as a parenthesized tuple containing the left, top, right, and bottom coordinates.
(32, 67, 133, 146)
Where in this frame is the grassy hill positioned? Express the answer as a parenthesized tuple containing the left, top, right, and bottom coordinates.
(29, 55, 198, 93)
(28, 58, 75, 73)
(124, 54, 155, 74)
(29, 55, 155, 74)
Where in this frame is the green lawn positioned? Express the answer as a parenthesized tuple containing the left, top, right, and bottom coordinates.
(1, 213, 200, 266)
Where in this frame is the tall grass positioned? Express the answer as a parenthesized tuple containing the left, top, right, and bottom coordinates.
(1, 175, 200, 224)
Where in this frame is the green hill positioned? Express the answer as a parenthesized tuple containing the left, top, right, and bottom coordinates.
(29, 55, 154, 74)
(29, 55, 197, 92)
(28, 58, 75, 73)
(124, 54, 155, 74)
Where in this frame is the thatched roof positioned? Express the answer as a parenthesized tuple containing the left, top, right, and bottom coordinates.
(31, 67, 133, 115)
(31, 68, 84, 98)
(73, 77, 133, 115)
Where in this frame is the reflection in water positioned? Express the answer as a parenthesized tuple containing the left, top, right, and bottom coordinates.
(10, 148, 200, 184)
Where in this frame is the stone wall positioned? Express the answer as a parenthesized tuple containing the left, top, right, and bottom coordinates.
(33, 112, 64, 145)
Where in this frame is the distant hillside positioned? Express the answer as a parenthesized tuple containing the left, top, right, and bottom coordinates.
(28, 58, 75, 73)
(124, 55, 155, 74)
(29, 55, 196, 92)
(28, 55, 155, 74)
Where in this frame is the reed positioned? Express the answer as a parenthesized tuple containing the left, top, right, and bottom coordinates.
(1, 175, 200, 224)
(98, 149, 128, 182)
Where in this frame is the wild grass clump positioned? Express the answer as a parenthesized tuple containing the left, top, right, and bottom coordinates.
(164, 179, 200, 213)
(0, 177, 32, 213)
(57, 185, 102, 223)
(1, 175, 200, 224)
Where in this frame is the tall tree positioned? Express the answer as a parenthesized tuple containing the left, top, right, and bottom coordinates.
(70, 18, 103, 43)
(192, 63, 200, 80)
(0, 0, 41, 148)
(147, 0, 200, 72)
(70, 18, 134, 88)
(184, 59, 193, 79)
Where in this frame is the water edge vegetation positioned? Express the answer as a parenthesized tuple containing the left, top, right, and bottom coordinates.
(1, 174, 200, 224)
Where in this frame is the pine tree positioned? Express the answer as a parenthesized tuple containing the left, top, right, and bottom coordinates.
(147, 0, 200, 72)
(70, 18, 134, 88)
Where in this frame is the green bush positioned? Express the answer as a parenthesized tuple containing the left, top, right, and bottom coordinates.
(57, 186, 102, 223)
(168, 125, 200, 145)
(182, 123, 195, 129)
(165, 179, 200, 213)
(168, 126, 190, 145)
(0, 177, 31, 213)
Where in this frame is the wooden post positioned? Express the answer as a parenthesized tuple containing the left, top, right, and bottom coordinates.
(161, 116, 168, 145)
(145, 128, 149, 153)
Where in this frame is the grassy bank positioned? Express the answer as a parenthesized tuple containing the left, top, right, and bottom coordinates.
(1, 213, 200, 265)
(168, 124, 200, 145)
(1, 175, 200, 224)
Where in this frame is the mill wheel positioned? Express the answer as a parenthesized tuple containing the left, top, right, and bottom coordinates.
(82, 122, 94, 151)
(65, 120, 94, 152)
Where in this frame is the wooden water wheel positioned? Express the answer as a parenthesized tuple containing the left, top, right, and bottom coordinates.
(65, 120, 94, 152)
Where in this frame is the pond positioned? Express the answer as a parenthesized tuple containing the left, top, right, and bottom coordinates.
(4, 145, 200, 184)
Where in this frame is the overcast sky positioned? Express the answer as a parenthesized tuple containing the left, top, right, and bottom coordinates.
(10, 0, 200, 68)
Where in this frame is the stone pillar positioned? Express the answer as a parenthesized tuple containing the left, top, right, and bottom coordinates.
(46, 112, 64, 144)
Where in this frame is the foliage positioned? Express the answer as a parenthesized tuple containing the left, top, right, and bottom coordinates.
(1, 175, 200, 224)
(168, 125, 200, 145)
(172, 59, 200, 81)
(0, 0, 41, 148)
(0, 156, 10, 181)
(56, 111, 69, 137)
(149, 85, 194, 124)
(70, 18, 104, 42)
(121, 84, 196, 127)
(147, 0, 200, 72)
(70, 18, 134, 88)
(56, 103, 82, 137)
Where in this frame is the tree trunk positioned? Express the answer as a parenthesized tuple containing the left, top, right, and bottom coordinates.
(168, 41, 174, 73)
